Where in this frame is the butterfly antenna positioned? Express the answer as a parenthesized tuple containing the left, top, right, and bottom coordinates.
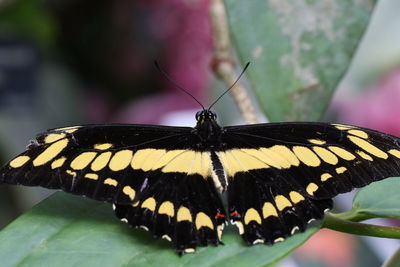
(208, 62, 250, 110)
(154, 61, 205, 110)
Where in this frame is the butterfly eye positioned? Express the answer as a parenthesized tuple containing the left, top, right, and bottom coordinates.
(195, 111, 202, 121)
(210, 111, 217, 120)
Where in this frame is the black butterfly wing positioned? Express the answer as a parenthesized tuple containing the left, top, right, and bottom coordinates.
(220, 122, 400, 245)
(0, 124, 226, 253)
(113, 172, 226, 254)
(1, 124, 189, 203)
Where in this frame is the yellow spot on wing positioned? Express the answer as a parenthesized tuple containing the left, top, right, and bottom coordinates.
(348, 129, 369, 139)
(65, 128, 78, 133)
(195, 212, 214, 230)
(9, 156, 30, 168)
(333, 124, 354, 130)
(162, 235, 172, 242)
(84, 173, 99, 180)
(66, 169, 76, 176)
(162, 151, 195, 174)
(356, 150, 373, 161)
(274, 237, 285, 243)
(231, 149, 270, 169)
(306, 183, 319, 195)
(104, 178, 118, 187)
(70, 152, 97, 170)
(321, 173, 333, 181)
(292, 146, 321, 167)
(269, 145, 300, 166)
(184, 248, 195, 254)
(188, 152, 211, 176)
(177, 206, 192, 222)
(158, 201, 174, 217)
(260, 147, 292, 168)
(132, 149, 186, 171)
(289, 191, 305, 203)
(217, 225, 224, 240)
(328, 146, 356, 161)
(94, 143, 113, 150)
(232, 221, 244, 234)
(244, 208, 262, 224)
(217, 151, 242, 177)
(51, 157, 66, 169)
(54, 126, 81, 132)
(44, 133, 66, 143)
(389, 149, 400, 158)
(145, 149, 211, 177)
(253, 238, 265, 246)
(348, 136, 388, 159)
(140, 149, 167, 171)
(33, 139, 69, 166)
(151, 149, 184, 170)
(109, 150, 133, 171)
(308, 139, 326, 145)
(262, 202, 278, 218)
(91, 151, 112, 171)
(123, 186, 136, 200)
(336, 167, 347, 174)
(312, 147, 338, 165)
(131, 149, 151, 170)
(141, 197, 156, 211)
(275, 195, 292, 211)
(218, 149, 273, 177)
(241, 148, 278, 168)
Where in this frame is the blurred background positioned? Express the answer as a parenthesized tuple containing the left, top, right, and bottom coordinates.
(0, 0, 399, 266)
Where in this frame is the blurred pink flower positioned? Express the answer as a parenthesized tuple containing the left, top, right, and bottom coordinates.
(115, 0, 212, 124)
(334, 69, 400, 136)
(295, 229, 357, 267)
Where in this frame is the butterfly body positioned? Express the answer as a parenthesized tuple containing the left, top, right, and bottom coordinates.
(1, 110, 400, 254)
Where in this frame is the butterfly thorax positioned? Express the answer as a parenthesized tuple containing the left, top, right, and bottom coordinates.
(193, 110, 225, 150)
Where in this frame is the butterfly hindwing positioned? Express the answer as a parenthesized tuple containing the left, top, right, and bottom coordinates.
(114, 172, 226, 254)
(227, 171, 333, 244)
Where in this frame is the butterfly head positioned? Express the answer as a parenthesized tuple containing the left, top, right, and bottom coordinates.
(194, 110, 223, 149)
(195, 110, 217, 123)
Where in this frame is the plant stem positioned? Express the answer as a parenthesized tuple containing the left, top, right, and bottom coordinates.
(323, 214, 400, 239)
(209, 0, 259, 124)
(331, 210, 377, 222)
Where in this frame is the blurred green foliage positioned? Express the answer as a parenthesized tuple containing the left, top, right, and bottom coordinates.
(0, 0, 56, 49)
(225, 0, 376, 121)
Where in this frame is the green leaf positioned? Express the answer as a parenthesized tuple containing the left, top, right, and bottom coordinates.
(352, 177, 400, 220)
(224, 0, 376, 121)
(0, 0, 56, 49)
(0, 192, 320, 267)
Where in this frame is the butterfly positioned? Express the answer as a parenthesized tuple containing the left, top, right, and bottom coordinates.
(1, 109, 400, 254)
(1, 62, 400, 254)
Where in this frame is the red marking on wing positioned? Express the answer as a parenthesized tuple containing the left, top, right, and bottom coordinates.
(229, 210, 240, 217)
(215, 212, 226, 219)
